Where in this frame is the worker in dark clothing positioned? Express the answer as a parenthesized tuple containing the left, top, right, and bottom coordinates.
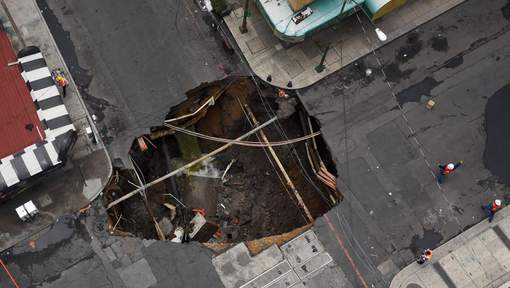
(482, 199, 502, 222)
(437, 160, 463, 184)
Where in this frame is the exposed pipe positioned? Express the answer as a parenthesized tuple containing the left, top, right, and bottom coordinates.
(107, 117, 277, 209)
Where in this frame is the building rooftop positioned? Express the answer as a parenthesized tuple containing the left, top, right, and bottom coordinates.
(0, 31, 45, 159)
(256, 0, 406, 42)
(257, 0, 363, 41)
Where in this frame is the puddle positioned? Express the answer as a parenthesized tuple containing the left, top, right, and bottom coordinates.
(396, 32, 423, 63)
(483, 83, 510, 185)
(431, 35, 448, 52)
(383, 63, 415, 83)
(409, 228, 443, 254)
(10, 215, 84, 255)
(395, 77, 442, 106)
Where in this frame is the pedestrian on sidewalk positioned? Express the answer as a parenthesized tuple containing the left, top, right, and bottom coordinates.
(417, 249, 433, 264)
(52, 69, 69, 98)
(437, 160, 463, 184)
(482, 199, 502, 222)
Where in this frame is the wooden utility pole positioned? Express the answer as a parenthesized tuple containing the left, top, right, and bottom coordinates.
(243, 105, 314, 223)
(107, 117, 277, 209)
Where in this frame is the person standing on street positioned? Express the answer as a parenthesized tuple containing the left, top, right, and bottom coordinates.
(417, 249, 433, 264)
(482, 199, 502, 222)
(52, 69, 69, 98)
(437, 160, 463, 184)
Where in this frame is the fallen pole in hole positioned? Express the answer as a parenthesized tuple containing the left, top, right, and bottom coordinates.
(107, 117, 277, 209)
(243, 105, 314, 223)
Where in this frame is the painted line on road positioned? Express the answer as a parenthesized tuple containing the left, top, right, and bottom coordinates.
(0, 258, 20, 288)
(324, 214, 369, 288)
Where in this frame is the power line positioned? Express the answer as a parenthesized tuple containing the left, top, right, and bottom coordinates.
(353, 12, 462, 229)
(213, 12, 385, 286)
(164, 122, 321, 147)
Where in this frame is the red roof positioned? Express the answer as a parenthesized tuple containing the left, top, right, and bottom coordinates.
(0, 31, 45, 159)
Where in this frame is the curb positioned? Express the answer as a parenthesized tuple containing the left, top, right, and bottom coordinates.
(222, 0, 469, 90)
(389, 205, 510, 288)
(28, 0, 112, 203)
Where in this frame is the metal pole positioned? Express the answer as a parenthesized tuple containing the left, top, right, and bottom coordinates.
(244, 105, 314, 223)
(339, 0, 348, 16)
(315, 43, 331, 73)
(107, 117, 277, 209)
(239, 0, 250, 33)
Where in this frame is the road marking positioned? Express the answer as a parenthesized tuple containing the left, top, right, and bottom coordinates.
(324, 214, 369, 288)
(0, 258, 20, 288)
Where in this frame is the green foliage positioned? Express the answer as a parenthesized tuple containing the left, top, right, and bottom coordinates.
(211, 0, 227, 15)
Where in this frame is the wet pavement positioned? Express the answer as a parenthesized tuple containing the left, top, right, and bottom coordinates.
(0, 201, 223, 288)
(299, 0, 510, 286)
(0, 215, 94, 287)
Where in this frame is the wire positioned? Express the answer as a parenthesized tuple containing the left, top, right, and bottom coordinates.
(213, 12, 384, 285)
(164, 123, 321, 147)
(233, 95, 309, 224)
(353, 12, 462, 229)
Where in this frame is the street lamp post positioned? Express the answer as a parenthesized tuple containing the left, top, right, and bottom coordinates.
(315, 43, 331, 73)
(239, 0, 250, 33)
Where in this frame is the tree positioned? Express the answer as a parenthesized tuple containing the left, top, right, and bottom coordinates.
(211, 0, 227, 16)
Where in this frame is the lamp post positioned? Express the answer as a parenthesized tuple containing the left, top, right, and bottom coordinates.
(239, 0, 250, 33)
(346, 0, 387, 42)
(315, 43, 331, 73)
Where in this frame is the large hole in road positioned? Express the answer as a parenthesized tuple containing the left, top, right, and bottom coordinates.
(102, 77, 340, 246)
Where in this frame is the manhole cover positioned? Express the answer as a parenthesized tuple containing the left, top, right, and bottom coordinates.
(407, 284, 422, 288)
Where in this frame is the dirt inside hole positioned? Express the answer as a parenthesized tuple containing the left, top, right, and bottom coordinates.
(103, 77, 340, 243)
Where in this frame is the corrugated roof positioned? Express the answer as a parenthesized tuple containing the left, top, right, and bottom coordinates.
(0, 31, 45, 159)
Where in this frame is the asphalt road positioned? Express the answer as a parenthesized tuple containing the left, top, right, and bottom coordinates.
(4, 0, 510, 287)
(300, 0, 510, 286)
(38, 0, 239, 167)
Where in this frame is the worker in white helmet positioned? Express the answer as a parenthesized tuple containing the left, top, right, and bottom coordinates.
(437, 160, 463, 184)
(482, 199, 502, 222)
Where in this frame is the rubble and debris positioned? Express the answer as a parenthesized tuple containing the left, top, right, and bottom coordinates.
(103, 77, 339, 244)
(426, 99, 436, 109)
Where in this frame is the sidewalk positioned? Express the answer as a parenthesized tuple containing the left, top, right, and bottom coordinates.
(1, 0, 112, 201)
(223, 0, 465, 89)
(390, 205, 510, 288)
(212, 229, 353, 288)
(0, 0, 112, 251)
